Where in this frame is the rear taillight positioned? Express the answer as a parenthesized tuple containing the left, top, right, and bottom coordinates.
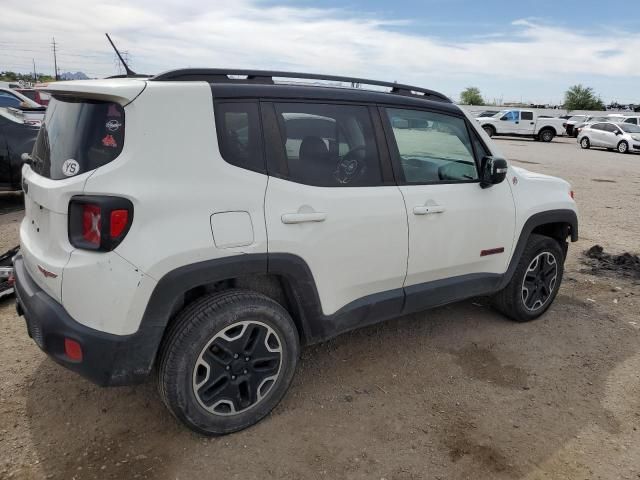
(69, 196, 133, 251)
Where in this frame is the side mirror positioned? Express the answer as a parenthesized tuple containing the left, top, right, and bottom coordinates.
(615, 130, 622, 135)
(480, 156, 508, 189)
(500, 116, 508, 121)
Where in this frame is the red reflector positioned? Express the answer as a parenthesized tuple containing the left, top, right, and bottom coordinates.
(110, 209, 129, 238)
(64, 338, 83, 361)
(570, 190, 575, 199)
(82, 204, 102, 246)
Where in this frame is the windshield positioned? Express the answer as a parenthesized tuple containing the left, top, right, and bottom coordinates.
(619, 123, 640, 133)
(31, 96, 125, 180)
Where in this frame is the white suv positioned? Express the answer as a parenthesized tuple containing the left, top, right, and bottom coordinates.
(14, 69, 578, 435)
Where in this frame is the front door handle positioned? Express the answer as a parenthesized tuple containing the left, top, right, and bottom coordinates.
(281, 212, 327, 224)
(413, 205, 445, 215)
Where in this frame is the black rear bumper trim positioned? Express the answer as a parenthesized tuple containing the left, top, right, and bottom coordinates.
(14, 255, 155, 386)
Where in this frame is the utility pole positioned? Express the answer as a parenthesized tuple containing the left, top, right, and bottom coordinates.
(32, 59, 37, 84)
(51, 37, 59, 81)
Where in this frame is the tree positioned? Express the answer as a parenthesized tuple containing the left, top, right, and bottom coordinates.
(564, 84, 605, 111)
(460, 87, 484, 105)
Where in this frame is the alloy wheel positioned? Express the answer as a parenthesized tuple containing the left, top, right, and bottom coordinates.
(618, 142, 628, 153)
(521, 252, 558, 312)
(192, 320, 282, 416)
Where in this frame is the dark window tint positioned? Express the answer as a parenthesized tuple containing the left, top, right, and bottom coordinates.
(471, 129, 489, 159)
(273, 103, 381, 187)
(591, 124, 605, 131)
(31, 97, 125, 180)
(603, 124, 618, 133)
(17, 90, 37, 101)
(386, 108, 478, 184)
(521, 111, 534, 121)
(624, 117, 638, 125)
(0, 91, 21, 108)
(215, 102, 264, 173)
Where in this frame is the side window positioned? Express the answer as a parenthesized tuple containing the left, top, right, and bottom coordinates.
(273, 103, 382, 187)
(385, 108, 479, 184)
(625, 118, 638, 125)
(501, 111, 518, 121)
(521, 111, 534, 121)
(0, 92, 21, 108)
(603, 124, 617, 133)
(215, 102, 264, 173)
(591, 123, 604, 131)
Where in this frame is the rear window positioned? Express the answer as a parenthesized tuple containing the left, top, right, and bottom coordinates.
(31, 97, 125, 180)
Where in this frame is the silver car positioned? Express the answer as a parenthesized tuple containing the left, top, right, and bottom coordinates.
(578, 122, 640, 154)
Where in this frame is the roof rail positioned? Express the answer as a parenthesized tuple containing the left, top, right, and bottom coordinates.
(150, 68, 451, 103)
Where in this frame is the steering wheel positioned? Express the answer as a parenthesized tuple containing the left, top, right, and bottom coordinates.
(333, 146, 367, 184)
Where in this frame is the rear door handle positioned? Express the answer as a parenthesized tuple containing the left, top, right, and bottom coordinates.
(281, 212, 327, 224)
(413, 205, 445, 215)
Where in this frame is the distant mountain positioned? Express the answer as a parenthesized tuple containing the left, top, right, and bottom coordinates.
(59, 71, 90, 80)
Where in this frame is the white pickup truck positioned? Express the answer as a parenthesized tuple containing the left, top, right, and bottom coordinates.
(478, 110, 566, 142)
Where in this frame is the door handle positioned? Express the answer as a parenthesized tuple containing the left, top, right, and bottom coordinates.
(281, 212, 327, 224)
(413, 205, 445, 215)
(530, 122, 535, 125)
(515, 121, 519, 124)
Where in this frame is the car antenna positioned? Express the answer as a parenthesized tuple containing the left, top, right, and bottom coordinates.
(105, 33, 138, 77)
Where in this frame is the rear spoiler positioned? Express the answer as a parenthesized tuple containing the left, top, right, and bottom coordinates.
(40, 79, 147, 105)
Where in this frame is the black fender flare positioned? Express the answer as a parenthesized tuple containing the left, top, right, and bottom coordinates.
(498, 209, 578, 290)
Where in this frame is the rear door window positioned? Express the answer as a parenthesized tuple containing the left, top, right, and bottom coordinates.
(31, 97, 125, 179)
(272, 103, 382, 187)
(521, 111, 534, 121)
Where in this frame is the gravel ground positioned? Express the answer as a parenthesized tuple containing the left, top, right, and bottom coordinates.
(1, 137, 639, 480)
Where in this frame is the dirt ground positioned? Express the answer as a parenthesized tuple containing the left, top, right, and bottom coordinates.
(1, 137, 639, 480)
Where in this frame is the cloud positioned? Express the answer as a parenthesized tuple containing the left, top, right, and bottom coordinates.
(1, 0, 639, 101)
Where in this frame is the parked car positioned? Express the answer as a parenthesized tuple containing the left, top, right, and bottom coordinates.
(564, 115, 588, 137)
(15, 88, 51, 106)
(475, 110, 500, 118)
(0, 87, 41, 109)
(478, 109, 566, 142)
(574, 115, 625, 137)
(622, 116, 640, 126)
(0, 108, 40, 191)
(578, 122, 640, 154)
(14, 69, 578, 435)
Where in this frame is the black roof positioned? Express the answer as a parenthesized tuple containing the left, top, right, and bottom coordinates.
(150, 68, 457, 112)
(209, 83, 462, 115)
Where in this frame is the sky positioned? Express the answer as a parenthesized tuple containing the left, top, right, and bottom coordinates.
(1, 0, 639, 104)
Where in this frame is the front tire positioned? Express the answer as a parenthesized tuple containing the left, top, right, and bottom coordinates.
(493, 234, 564, 322)
(617, 141, 629, 154)
(157, 290, 300, 435)
(580, 137, 590, 149)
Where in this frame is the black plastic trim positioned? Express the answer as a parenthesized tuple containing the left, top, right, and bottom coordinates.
(14, 255, 149, 386)
(497, 209, 578, 290)
(68, 195, 134, 251)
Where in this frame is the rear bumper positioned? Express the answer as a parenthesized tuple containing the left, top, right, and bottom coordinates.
(14, 254, 156, 386)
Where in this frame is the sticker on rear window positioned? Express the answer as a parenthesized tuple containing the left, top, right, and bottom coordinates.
(61, 159, 80, 177)
(105, 119, 122, 132)
(101, 134, 118, 148)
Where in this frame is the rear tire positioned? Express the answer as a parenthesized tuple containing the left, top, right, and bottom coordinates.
(493, 234, 564, 322)
(617, 141, 628, 154)
(539, 129, 554, 142)
(483, 125, 495, 138)
(580, 137, 590, 149)
(157, 290, 300, 435)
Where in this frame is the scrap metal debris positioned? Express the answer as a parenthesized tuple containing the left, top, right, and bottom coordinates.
(582, 245, 640, 279)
